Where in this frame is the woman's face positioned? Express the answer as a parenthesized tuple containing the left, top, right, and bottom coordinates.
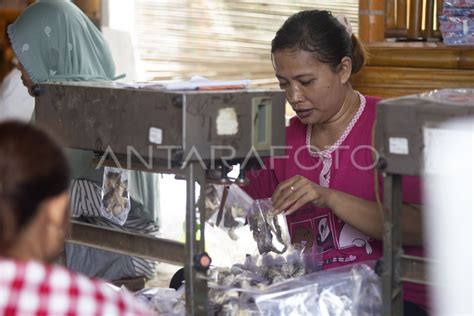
(273, 49, 349, 125)
(17, 62, 35, 97)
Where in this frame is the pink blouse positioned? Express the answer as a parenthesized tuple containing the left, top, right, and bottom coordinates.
(245, 93, 427, 309)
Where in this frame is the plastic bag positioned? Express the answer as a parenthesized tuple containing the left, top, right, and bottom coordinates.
(441, 31, 474, 44)
(203, 184, 221, 222)
(209, 262, 381, 315)
(439, 15, 474, 33)
(443, 0, 474, 8)
(134, 287, 185, 315)
(204, 184, 254, 240)
(100, 167, 131, 225)
(253, 263, 382, 316)
(419, 88, 474, 105)
(209, 246, 309, 314)
(248, 198, 291, 255)
(442, 7, 474, 17)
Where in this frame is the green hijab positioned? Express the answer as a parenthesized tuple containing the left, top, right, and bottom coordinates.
(7, 0, 116, 83)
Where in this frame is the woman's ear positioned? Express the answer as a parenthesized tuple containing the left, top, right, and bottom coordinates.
(339, 57, 352, 85)
(41, 192, 70, 261)
(44, 192, 69, 229)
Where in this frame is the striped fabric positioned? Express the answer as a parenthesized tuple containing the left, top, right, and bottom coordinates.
(70, 179, 102, 217)
(69, 179, 159, 278)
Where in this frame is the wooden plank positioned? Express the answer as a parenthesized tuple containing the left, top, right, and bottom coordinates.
(396, 0, 407, 29)
(359, 0, 385, 42)
(407, 0, 423, 39)
(365, 45, 474, 69)
(352, 65, 474, 98)
(385, 0, 396, 29)
(424, 0, 435, 39)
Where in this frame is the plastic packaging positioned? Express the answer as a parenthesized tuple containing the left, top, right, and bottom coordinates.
(442, 8, 474, 17)
(209, 246, 310, 314)
(440, 1, 474, 45)
(204, 184, 254, 240)
(248, 198, 290, 255)
(440, 31, 474, 45)
(209, 262, 381, 315)
(100, 167, 131, 225)
(203, 184, 221, 222)
(419, 88, 474, 105)
(135, 287, 185, 315)
(439, 15, 474, 33)
(253, 263, 382, 316)
(443, 0, 474, 8)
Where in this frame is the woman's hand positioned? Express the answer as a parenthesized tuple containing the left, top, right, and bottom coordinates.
(271, 175, 333, 215)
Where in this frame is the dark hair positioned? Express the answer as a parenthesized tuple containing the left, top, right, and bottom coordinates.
(271, 10, 367, 75)
(0, 121, 69, 250)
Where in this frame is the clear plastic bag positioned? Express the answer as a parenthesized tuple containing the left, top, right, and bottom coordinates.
(209, 246, 309, 314)
(203, 184, 221, 222)
(209, 262, 381, 315)
(419, 88, 474, 105)
(248, 198, 291, 255)
(134, 287, 186, 315)
(253, 263, 382, 316)
(204, 184, 254, 240)
(100, 167, 131, 225)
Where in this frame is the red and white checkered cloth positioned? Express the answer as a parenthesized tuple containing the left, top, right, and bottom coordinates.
(0, 258, 156, 316)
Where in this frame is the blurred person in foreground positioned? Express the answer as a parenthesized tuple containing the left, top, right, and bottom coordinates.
(7, 0, 160, 281)
(0, 121, 154, 315)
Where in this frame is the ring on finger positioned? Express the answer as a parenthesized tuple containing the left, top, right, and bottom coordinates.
(290, 185, 295, 192)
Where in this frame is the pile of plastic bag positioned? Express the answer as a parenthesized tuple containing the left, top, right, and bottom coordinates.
(440, 0, 474, 45)
(209, 262, 381, 315)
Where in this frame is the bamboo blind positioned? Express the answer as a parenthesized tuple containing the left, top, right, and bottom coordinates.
(134, 0, 359, 88)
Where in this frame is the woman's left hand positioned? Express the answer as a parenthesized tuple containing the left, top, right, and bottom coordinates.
(271, 175, 332, 215)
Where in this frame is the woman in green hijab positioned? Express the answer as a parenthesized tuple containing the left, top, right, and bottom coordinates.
(8, 0, 116, 89)
(8, 0, 160, 282)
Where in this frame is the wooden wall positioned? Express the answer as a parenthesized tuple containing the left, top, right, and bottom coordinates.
(0, 5, 28, 80)
(352, 43, 474, 99)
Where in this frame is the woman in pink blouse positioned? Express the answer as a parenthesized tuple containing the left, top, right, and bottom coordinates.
(244, 10, 428, 316)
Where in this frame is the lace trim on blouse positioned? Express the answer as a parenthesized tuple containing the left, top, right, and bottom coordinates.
(306, 91, 366, 188)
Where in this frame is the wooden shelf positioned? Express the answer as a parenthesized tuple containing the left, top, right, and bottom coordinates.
(352, 42, 474, 98)
(364, 42, 474, 70)
(0, 8, 22, 22)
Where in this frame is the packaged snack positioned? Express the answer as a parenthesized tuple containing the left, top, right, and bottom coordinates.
(248, 198, 290, 255)
(253, 263, 382, 316)
(209, 262, 381, 315)
(204, 184, 254, 240)
(100, 167, 131, 225)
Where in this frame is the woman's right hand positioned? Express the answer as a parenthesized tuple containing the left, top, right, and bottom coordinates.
(271, 175, 333, 215)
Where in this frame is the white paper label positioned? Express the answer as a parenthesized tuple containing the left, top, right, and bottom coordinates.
(149, 127, 163, 144)
(216, 107, 238, 135)
(389, 137, 409, 155)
